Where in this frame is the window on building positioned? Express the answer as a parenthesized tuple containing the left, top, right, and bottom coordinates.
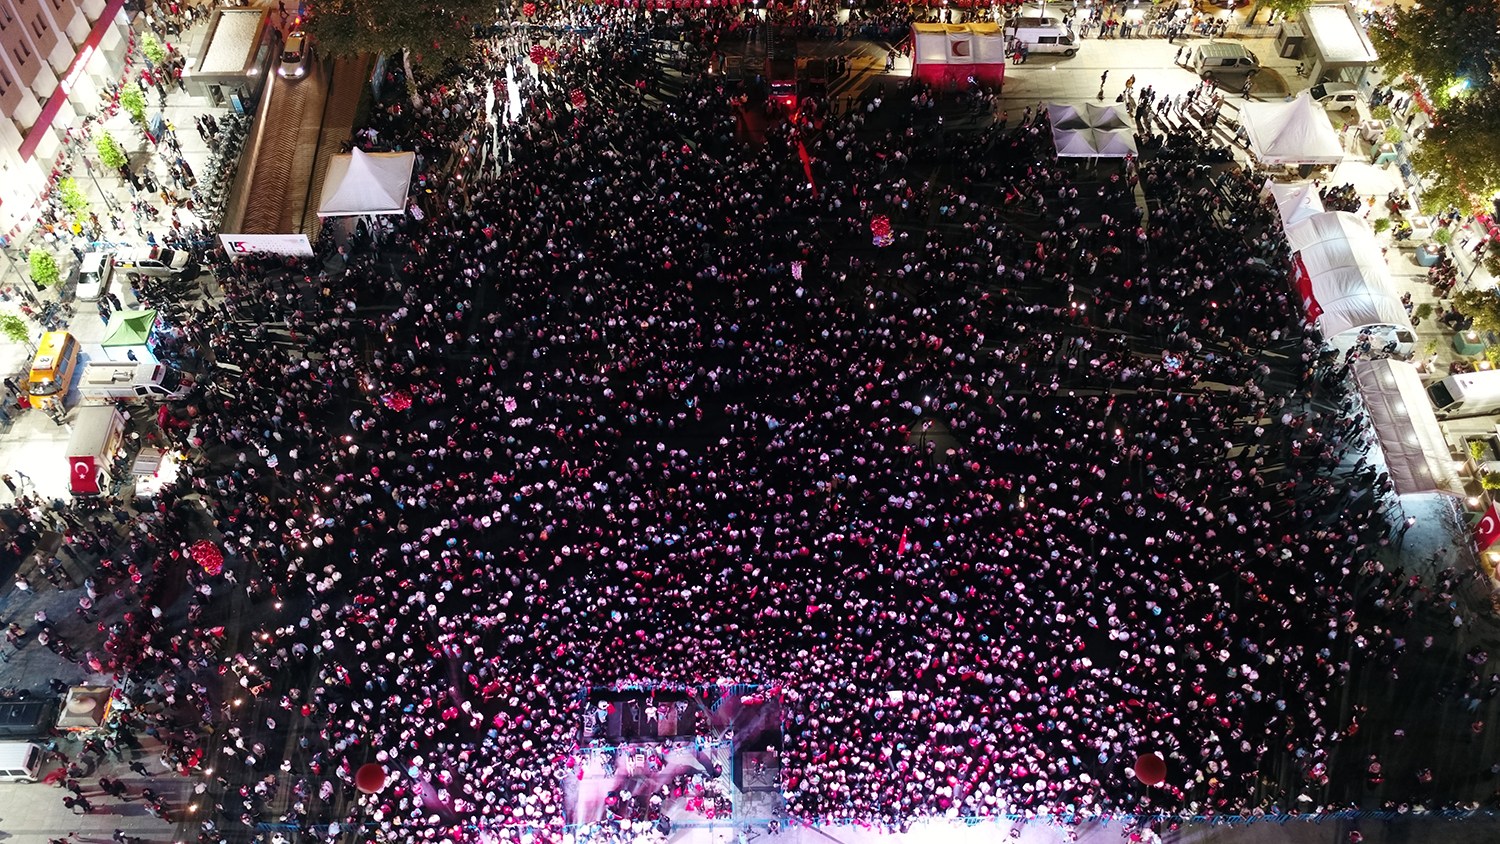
(31, 14, 45, 37)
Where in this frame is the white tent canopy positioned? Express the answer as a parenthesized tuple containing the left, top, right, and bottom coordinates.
(1052, 126, 1138, 158)
(1047, 102, 1131, 131)
(1240, 93, 1344, 165)
(317, 148, 417, 217)
(1285, 211, 1409, 338)
(1352, 359, 1463, 497)
(1263, 179, 1325, 226)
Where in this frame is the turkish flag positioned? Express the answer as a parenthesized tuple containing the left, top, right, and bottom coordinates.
(1478, 503, 1500, 550)
(71, 456, 98, 494)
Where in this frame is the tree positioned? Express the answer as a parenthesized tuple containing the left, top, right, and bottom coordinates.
(1368, 0, 1500, 110)
(0, 312, 28, 349)
(27, 249, 58, 289)
(141, 31, 167, 67)
(307, 0, 493, 66)
(1454, 288, 1500, 334)
(95, 131, 128, 170)
(1407, 85, 1500, 213)
(119, 85, 147, 125)
(57, 177, 89, 221)
(1246, 0, 1312, 27)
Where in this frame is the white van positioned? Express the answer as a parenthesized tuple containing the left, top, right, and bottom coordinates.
(1429, 371, 1500, 419)
(1005, 17, 1079, 56)
(79, 361, 191, 402)
(0, 741, 46, 782)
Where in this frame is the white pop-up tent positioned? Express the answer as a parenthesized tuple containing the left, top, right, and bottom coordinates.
(316, 148, 417, 217)
(1047, 102, 1131, 131)
(1048, 102, 1136, 158)
(1052, 127, 1138, 158)
(1263, 179, 1325, 226)
(1240, 93, 1345, 165)
(1352, 359, 1464, 497)
(1285, 210, 1409, 339)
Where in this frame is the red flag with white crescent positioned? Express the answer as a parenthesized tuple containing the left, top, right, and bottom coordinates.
(71, 456, 98, 494)
(1477, 503, 1500, 549)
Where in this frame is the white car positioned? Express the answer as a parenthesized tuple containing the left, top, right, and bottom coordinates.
(279, 32, 309, 79)
(75, 252, 114, 301)
(116, 245, 195, 281)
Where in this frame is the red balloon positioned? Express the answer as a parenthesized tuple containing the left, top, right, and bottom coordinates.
(1134, 752, 1167, 786)
(355, 763, 387, 794)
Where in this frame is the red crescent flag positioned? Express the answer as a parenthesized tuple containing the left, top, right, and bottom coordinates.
(71, 457, 98, 494)
(897, 526, 909, 556)
(1478, 503, 1500, 550)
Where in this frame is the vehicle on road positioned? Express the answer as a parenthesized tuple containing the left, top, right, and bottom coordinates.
(67, 405, 128, 496)
(1310, 81, 1360, 113)
(75, 251, 114, 301)
(1192, 43, 1260, 83)
(115, 246, 196, 282)
(0, 740, 46, 782)
(1005, 17, 1078, 57)
(279, 31, 310, 79)
(1428, 371, 1500, 419)
(27, 330, 79, 411)
(80, 361, 192, 402)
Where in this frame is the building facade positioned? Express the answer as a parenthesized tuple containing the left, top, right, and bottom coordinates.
(0, 0, 131, 242)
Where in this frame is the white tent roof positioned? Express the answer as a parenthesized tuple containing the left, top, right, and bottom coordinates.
(1263, 179, 1325, 226)
(1047, 102, 1131, 131)
(317, 148, 417, 217)
(1285, 211, 1410, 337)
(1051, 126, 1137, 158)
(912, 23, 1005, 65)
(1352, 359, 1463, 497)
(1047, 103, 1085, 130)
(1240, 93, 1345, 165)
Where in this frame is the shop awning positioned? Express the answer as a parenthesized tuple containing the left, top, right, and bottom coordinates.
(1352, 359, 1463, 497)
(17, 0, 127, 162)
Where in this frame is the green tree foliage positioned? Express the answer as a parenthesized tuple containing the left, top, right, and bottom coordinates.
(57, 177, 89, 221)
(94, 131, 128, 170)
(142, 31, 167, 67)
(307, 0, 492, 65)
(1409, 86, 1500, 213)
(1368, 0, 1500, 110)
(0, 311, 27, 346)
(119, 85, 147, 125)
(27, 250, 58, 289)
(1454, 288, 1500, 335)
(1247, 0, 1313, 26)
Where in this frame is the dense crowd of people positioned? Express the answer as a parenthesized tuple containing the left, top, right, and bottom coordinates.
(4, 7, 1488, 844)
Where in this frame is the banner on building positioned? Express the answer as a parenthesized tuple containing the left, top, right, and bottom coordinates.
(219, 234, 315, 258)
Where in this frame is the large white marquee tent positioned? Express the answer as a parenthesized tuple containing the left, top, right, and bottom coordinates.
(317, 148, 418, 217)
(1284, 210, 1409, 339)
(1239, 93, 1344, 166)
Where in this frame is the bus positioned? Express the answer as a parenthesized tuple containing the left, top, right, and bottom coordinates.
(27, 331, 79, 411)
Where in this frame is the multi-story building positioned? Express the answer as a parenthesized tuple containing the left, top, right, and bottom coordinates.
(0, 0, 131, 242)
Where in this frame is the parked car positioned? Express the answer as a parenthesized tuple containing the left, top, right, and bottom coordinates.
(1310, 82, 1360, 113)
(279, 31, 310, 79)
(115, 246, 196, 281)
(75, 251, 114, 301)
(1192, 43, 1260, 84)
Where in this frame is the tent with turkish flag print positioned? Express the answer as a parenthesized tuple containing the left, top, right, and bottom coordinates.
(67, 406, 127, 496)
